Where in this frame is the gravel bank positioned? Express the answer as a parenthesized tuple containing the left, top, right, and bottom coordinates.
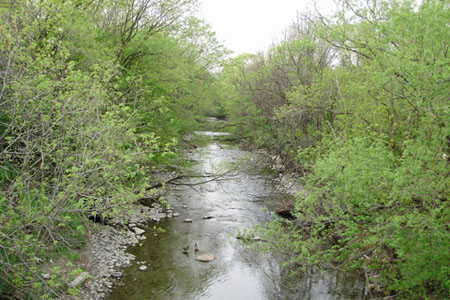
(75, 202, 170, 300)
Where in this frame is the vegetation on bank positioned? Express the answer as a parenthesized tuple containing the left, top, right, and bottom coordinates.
(0, 0, 226, 298)
(1, 0, 448, 299)
(218, 0, 449, 298)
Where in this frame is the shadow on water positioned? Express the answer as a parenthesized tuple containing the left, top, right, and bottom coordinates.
(107, 130, 365, 300)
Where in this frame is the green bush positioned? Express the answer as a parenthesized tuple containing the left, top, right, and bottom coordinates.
(220, 0, 450, 298)
(0, 0, 225, 298)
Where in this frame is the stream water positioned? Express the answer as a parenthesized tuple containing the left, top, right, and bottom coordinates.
(107, 130, 365, 300)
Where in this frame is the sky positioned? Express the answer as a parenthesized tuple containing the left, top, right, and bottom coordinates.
(198, 0, 337, 55)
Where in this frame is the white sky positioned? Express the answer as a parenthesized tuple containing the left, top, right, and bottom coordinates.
(198, 0, 337, 55)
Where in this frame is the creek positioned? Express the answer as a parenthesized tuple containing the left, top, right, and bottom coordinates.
(107, 129, 365, 300)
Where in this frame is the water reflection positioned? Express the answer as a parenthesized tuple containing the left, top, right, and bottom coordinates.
(108, 134, 365, 300)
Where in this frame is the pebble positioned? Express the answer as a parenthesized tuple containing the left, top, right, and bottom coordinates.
(139, 265, 148, 271)
(173, 213, 180, 217)
(184, 218, 193, 223)
(111, 272, 123, 278)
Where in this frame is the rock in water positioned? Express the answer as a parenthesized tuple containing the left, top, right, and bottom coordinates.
(184, 218, 193, 223)
(195, 253, 216, 262)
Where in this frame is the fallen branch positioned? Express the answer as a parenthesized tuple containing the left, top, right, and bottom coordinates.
(213, 136, 241, 142)
(138, 171, 234, 202)
(145, 175, 184, 191)
(140, 154, 267, 201)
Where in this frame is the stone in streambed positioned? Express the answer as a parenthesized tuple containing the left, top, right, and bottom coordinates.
(184, 218, 193, 223)
(195, 253, 216, 262)
(133, 227, 145, 235)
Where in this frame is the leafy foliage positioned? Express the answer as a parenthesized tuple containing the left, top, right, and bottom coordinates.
(0, 0, 225, 298)
(219, 0, 450, 298)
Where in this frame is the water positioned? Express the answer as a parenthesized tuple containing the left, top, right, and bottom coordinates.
(108, 131, 365, 300)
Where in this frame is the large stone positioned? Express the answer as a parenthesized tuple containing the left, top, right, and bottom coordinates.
(133, 227, 145, 235)
(195, 253, 216, 262)
(184, 218, 193, 223)
(69, 272, 90, 288)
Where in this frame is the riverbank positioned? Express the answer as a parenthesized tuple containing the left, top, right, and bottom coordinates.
(74, 202, 169, 300)
(43, 199, 169, 300)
